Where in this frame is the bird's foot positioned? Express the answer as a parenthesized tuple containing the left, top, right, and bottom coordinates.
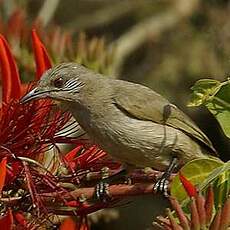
(124, 175, 132, 185)
(94, 167, 129, 202)
(153, 157, 179, 197)
(94, 167, 111, 202)
(153, 172, 170, 197)
(94, 180, 111, 202)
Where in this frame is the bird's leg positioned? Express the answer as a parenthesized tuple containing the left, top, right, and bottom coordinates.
(95, 167, 111, 202)
(94, 167, 127, 202)
(153, 157, 179, 196)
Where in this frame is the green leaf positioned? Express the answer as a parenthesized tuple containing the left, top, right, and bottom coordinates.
(189, 79, 230, 138)
(199, 161, 230, 207)
(171, 158, 223, 202)
(188, 79, 222, 107)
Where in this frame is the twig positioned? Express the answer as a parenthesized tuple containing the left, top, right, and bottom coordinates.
(71, 183, 155, 199)
(84, 169, 164, 183)
(40, 181, 171, 202)
(22, 161, 38, 208)
(36, 0, 60, 27)
(66, 1, 141, 31)
(2, 0, 15, 18)
(38, 170, 175, 216)
(58, 168, 173, 186)
(0, 196, 22, 205)
(40, 170, 175, 201)
(110, 0, 200, 76)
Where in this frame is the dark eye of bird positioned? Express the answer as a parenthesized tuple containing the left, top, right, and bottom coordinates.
(53, 77, 64, 88)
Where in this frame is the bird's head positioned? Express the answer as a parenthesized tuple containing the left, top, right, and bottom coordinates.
(20, 63, 91, 104)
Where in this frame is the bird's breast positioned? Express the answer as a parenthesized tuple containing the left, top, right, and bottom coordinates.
(68, 102, 206, 170)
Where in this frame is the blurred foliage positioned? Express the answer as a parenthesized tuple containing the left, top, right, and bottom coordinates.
(1, 0, 230, 105)
(113, 0, 230, 104)
(0, 7, 114, 83)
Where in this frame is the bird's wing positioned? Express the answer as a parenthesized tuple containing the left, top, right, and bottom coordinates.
(112, 81, 217, 155)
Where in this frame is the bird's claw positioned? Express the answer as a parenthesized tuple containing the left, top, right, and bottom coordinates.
(153, 174, 170, 197)
(124, 176, 132, 185)
(95, 180, 111, 202)
(153, 157, 178, 197)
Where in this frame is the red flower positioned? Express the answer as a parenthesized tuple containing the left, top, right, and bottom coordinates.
(65, 145, 106, 170)
(60, 217, 89, 230)
(0, 34, 21, 103)
(64, 144, 121, 173)
(0, 209, 13, 230)
(31, 29, 52, 80)
(0, 31, 74, 185)
(0, 157, 7, 194)
(0, 30, 119, 228)
(60, 217, 77, 230)
(179, 171, 197, 197)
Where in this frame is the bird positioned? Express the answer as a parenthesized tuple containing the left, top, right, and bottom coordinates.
(21, 62, 217, 195)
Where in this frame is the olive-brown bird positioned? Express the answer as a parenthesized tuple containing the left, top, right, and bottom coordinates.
(21, 63, 217, 194)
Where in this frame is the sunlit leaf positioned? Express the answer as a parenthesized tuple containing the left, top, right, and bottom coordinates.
(189, 79, 230, 138)
(199, 161, 230, 207)
(171, 158, 223, 202)
(188, 79, 222, 107)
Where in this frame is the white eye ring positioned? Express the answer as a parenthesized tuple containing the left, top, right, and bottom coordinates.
(62, 78, 84, 93)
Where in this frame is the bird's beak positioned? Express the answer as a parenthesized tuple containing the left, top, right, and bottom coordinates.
(20, 87, 49, 104)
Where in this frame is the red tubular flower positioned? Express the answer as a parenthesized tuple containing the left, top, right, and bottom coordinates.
(64, 145, 120, 172)
(60, 217, 77, 230)
(65, 145, 106, 170)
(0, 30, 120, 228)
(0, 157, 7, 194)
(179, 171, 197, 197)
(205, 186, 214, 225)
(0, 29, 113, 189)
(0, 209, 13, 230)
(0, 34, 21, 103)
(60, 217, 89, 230)
(31, 29, 52, 80)
(6, 9, 26, 41)
(14, 211, 28, 227)
(0, 31, 71, 176)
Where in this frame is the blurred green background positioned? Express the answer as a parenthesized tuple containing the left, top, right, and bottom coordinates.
(0, 0, 229, 229)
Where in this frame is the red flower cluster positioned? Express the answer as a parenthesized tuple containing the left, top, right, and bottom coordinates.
(0, 30, 118, 229)
(154, 173, 230, 230)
